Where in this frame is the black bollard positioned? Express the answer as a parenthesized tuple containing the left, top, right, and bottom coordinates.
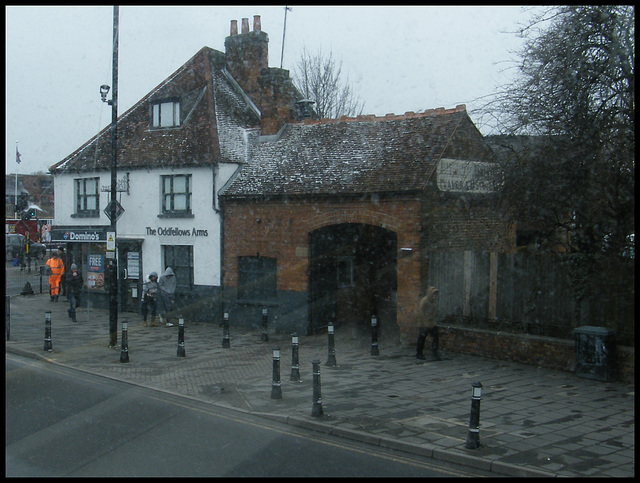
(177, 317, 185, 357)
(290, 332, 300, 381)
(311, 359, 323, 417)
(465, 381, 483, 449)
(371, 315, 379, 356)
(271, 346, 282, 399)
(326, 321, 337, 366)
(222, 311, 230, 348)
(120, 319, 129, 362)
(43, 310, 52, 351)
(6, 295, 10, 341)
(261, 307, 269, 341)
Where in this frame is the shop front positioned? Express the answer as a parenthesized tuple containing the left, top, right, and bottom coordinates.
(49, 226, 111, 310)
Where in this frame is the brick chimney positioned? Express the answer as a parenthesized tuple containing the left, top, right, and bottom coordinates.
(225, 15, 268, 105)
(258, 68, 297, 135)
(224, 15, 298, 135)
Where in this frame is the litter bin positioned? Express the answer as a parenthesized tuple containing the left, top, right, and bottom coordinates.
(574, 326, 615, 382)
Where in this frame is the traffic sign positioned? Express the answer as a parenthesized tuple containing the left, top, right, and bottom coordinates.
(104, 199, 124, 222)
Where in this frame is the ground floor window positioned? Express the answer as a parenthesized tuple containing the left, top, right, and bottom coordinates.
(162, 245, 193, 289)
(238, 255, 277, 302)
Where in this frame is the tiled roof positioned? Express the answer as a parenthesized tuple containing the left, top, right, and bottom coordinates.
(49, 48, 259, 174)
(223, 105, 484, 198)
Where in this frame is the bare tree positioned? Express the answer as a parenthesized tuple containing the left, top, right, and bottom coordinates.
(293, 47, 365, 119)
(482, 6, 634, 255)
(479, 6, 634, 331)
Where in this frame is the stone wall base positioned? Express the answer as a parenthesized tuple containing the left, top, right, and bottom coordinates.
(428, 326, 634, 384)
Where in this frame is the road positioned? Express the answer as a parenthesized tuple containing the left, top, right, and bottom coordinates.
(6, 354, 492, 477)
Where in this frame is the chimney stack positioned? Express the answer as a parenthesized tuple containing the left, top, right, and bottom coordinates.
(225, 16, 296, 134)
(225, 15, 270, 110)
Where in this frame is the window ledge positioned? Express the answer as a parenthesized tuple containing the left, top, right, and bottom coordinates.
(157, 213, 194, 219)
(149, 125, 183, 131)
(71, 212, 100, 218)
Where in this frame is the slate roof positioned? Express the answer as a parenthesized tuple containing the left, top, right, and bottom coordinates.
(223, 105, 492, 199)
(49, 47, 260, 174)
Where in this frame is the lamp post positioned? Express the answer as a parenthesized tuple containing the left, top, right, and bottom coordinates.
(101, 6, 119, 347)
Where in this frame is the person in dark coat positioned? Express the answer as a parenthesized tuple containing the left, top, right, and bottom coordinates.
(67, 263, 83, 322)
(58, 246, 73, 298)
(141, 271, 159, 327)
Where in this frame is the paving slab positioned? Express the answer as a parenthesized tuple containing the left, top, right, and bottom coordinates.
(5, 293, 634, 477)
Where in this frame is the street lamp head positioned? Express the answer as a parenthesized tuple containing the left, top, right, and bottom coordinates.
(100, 84, 111, 102)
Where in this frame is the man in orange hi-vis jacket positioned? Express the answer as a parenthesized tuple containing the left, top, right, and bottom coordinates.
(45, 249, 65, 302)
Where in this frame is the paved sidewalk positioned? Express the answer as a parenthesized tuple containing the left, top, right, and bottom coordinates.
(5, 293, 634, 477)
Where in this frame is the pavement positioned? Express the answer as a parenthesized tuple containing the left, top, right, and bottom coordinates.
(5, 292, 635, 477)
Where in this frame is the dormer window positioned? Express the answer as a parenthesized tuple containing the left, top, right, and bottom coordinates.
(151, 99, 181, 128)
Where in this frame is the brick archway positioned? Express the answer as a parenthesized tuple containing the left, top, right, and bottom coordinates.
(306, 207, 404, 234)
(308, 223, 398, 341)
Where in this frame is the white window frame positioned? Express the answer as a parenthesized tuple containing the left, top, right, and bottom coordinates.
(161, 174, 191, 215)
(151, 100, 181, 128)
(74, 177, 100, 217)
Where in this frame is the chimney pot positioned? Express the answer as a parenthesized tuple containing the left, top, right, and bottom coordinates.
(230, 19, 238, 36)
(253, 15, 261, 32)
(241, 18, 249, 34)
(296, 99, 315, 120)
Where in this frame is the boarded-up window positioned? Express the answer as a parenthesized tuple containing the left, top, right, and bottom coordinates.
(238, 256, 277, 302)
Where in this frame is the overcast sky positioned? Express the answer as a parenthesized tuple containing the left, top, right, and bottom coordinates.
(5, 5, 544, 175)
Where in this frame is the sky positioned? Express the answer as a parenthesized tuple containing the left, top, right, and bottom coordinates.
(5, 5, 544, 176)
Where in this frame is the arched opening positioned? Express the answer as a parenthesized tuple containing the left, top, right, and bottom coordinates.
(308, 223, 398, 341)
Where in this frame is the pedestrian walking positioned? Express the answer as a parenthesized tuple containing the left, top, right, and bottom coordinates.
(67, 264, 83, 322)
(58, 246, 73, 299)
(141, 271, 159, 327)
(414, 286, 441, 361)
(158, 267, 177, 327)
(45, 249, 65, 302)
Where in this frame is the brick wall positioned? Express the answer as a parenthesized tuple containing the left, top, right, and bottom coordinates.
(438, 326, 634, 384)
(224, 196, 419, 285)
(423, 195, 515, 253)
(222, 194, 509, 335)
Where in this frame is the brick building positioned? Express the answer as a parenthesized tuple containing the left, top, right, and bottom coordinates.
(48, 15, 513, 339)
(221, 108, 514, 340)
